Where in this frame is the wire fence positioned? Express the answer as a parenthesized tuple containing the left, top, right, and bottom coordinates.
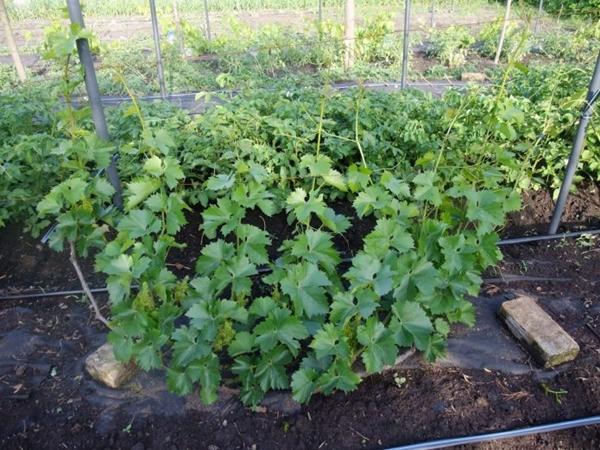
(0, 0, 596, 100)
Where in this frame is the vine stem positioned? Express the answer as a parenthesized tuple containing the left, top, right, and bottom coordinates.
(354, 91, 368, 169)
(113, 68, 145, 131)
(69, 241, 111, 328)
(313, 95, 326, 191)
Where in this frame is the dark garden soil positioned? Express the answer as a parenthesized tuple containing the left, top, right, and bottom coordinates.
(1, 186, 600, 450)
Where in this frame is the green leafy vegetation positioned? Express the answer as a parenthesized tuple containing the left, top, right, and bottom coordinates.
(527, 0, 600, 18)
(5, 61, 595, 406)
(427, 26, 475, 68)
(6, 1, 492, 20)
(1, 6, 599, 407)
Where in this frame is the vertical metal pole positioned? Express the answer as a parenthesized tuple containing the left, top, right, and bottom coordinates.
(344, 0, 355, 69)
(66, 0, 122, 209)
(172, 0, 185, 55)
(0, 0, 26, 81)
(318, 0, 322, 23)
(534, 0, 544, 36)
(401, 0, 411, 89)
(149, 0, 167, 99)
(430, 1, 435, 28)
(494, 0, 512, 64)
(548, 52, 600, 235)
(203, 0, 211, 41)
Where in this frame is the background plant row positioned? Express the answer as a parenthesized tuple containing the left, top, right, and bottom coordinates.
(1, 8, 598, 96)
(5, 1, 598, 20)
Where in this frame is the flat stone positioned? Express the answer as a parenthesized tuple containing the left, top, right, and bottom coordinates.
(499, 295, 579, 368)
(461, 72, 486, 82)
(85, 343, 137, 389)
(261, 391, 301, 416)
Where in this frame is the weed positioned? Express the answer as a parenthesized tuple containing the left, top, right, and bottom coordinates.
(541, 383, 568, 404)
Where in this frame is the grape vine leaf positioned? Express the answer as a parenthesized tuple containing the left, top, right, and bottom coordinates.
(280, 262, 331, 318)
(389, 300, 433, 350)
(357, 317, 397, 373)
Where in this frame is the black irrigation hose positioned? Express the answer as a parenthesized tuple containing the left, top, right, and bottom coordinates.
(2, 226, 600, 302)
(386, 415, 600, 450)
(0, 287, 115, 301)
(498, 228, 600, 246)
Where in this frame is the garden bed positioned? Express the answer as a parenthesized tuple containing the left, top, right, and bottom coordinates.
(1, 186, 599, 449)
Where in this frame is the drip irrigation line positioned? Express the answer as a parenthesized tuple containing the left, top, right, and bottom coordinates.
(0, 287, 114, 301)
(386, 415, 600, 450)
(78, 79, 466, 106)
(498, 228, 600, 246)
(4, 224, 600, 302)
(0, 272, 575, 302)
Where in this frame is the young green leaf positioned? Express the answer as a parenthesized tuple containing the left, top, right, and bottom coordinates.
(389, 301, 433, 350)
(356, 317, 397, 374)
(291, 368, 319, 403)
(280, 262, 331, 318)
(254, 307, 309, 356)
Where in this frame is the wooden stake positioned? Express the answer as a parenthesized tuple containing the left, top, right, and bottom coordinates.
(494, 0, 512, 65)
(0, 0, 26, 81)
(430, 0, 435, 28)
(203, 0, 211, 41)
(172, 0, 185, 55)
(344, 0, 355, 69)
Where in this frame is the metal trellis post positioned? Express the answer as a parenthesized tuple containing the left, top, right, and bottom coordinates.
(149, 0, 167, 99)
(533, 0, 544, 36)
(318, 0, 323, 23)
(548, 51, 600, 234)
(0, 0, 26, 81)
(430, 1, 435, 28)
(65, 0, 123, 209)
(203, 0, 212, 41)
(401, 0, 411, 89)
(173, 0, 185, 55)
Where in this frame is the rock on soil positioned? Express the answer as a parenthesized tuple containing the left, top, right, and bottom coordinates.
(85, 342, 137, 389)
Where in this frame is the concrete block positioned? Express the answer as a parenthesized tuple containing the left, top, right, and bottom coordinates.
(85, 343, 137, 388)
(499, 295, 579, 368)
(461, 72, 487, 82)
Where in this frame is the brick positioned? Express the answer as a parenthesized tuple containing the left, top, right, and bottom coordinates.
(461, 72, 487, 82)
(499, 295, 579, 368)
(85, 342, 137, 388)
